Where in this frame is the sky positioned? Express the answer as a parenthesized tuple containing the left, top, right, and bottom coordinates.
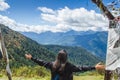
(0, 0, 119, 33)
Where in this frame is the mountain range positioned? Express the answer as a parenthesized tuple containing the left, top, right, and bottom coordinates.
(0, 24, 101, 67)
(21, 30, 108, 59)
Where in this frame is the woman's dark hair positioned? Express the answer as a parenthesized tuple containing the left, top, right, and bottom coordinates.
(52, 49, 68, 73)
(58, 49, 67, 63)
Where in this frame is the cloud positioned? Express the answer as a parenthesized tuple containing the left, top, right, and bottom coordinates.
(37, 7, 55, 14)
(0, 7, 109, 33)
(0, 0, 10, 11)
(0, 15, 67, 33)
(0, 15, 52, 33)
(38, 7, 109, 31)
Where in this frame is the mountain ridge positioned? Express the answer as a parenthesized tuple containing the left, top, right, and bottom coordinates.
(21, 30, 108, 59)
(0, 24, 101, 67)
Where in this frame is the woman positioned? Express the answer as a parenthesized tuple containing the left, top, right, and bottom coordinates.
(25, 49, 104, 80)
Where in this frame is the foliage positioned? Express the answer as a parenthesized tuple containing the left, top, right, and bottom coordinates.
(0, 67, 104, 80)
(11, 66, 50, 77)
(0, 66, 51, 79)
(44, 45, 102, 66)
(0, 24, 56, 68)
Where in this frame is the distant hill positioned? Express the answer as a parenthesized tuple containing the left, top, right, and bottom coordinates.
(73, 32, 108, 59)
(0, 24, 101, 67)
(44, 45, 102, 66)
(21, 30, 108, 59)
(21, 30, 96, 45)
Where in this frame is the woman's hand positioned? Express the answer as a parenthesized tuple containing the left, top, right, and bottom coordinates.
(114, 16, 120, 22)
(25, 54, 32, 59)
(95, 62, 105, 70)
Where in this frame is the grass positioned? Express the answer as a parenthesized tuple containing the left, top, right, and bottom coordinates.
(0, 76, 50, 80)
(74, 75, 104, 80)
(0, 74, 104, 80)
(0, 66, 104, 80)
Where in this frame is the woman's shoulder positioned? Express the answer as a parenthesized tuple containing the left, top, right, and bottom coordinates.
(66, 62, 75, 67)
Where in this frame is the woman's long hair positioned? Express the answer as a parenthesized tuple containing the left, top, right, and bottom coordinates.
(52, 49, 67, 73)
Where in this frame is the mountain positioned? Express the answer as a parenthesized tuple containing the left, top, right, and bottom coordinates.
(72, 32, 108, 59)
(21, 30, 108, 59)
(0, 24, 55, 67)
(21, 30, 96, 44)
(0, 24, 101, 67)
(43, 45, 102, 66)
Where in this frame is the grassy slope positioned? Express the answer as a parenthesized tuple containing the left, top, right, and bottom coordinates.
(0, 75, 104, 80)
(0, 71, 104, 80)
(74, 75, 104, 80)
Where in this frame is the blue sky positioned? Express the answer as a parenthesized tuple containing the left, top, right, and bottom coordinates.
(1, 0, 97, 25)
(0, 0, 119, 33)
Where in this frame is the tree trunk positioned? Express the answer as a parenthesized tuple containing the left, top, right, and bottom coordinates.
(104, 70, 112, 80)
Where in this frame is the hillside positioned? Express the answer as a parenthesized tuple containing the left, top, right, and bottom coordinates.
(73, 32, 108, 59)
(44, 45, 102, 66)
(0, 24, 101, 68)
(0, 24, 56, 67)
(22, 30, 108, 59)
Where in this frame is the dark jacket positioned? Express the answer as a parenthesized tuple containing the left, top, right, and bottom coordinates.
(31, 58, 95, 80)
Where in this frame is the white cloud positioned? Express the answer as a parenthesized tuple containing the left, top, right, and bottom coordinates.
(38, 7, 109, 31)
(37, 7, 55, 14)
(0, 7, 109, 33)
(0, 0, 10, 11)
(0, 15, 53, 33)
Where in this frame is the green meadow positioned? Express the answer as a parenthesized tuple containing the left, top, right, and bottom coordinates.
(0, 66, 104, 80)
(0, 75, 104, 80)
